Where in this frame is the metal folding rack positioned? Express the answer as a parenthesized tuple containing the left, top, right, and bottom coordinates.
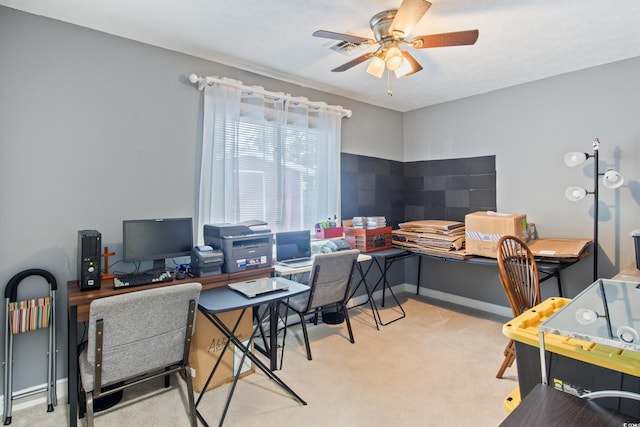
(2, 269, 57, 425)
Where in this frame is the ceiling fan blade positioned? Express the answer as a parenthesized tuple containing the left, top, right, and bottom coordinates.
(412, 29, 479, 49)
(331, 52, 375, 72)
(313, 30, 373, 45)
(397, 51, 423, 77)
(391, 0, 432, 37)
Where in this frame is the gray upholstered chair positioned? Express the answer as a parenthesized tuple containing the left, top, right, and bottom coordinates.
(280, 249, 359, 365)
(78, 282, 201, 427)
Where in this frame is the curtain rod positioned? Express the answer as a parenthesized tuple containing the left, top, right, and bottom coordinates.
(189, 74, 352, 119)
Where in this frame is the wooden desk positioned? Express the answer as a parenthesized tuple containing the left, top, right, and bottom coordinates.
(500, 384, 640, 426)
(66, 267, 273, 427)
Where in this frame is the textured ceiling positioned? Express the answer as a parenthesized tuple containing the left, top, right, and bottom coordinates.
(3, 0, 640, 112)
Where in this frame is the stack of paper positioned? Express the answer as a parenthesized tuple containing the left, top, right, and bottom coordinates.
(392, 220, 466, 253)
(351, 216, 387, 229)
(366, 216, 386, 228)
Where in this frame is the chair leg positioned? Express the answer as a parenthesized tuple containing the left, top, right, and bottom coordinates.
(342, 303, 355, 344)
(298, 312, 312, 360)
(496, 339, 516, 379)
(85, 392, 94, 427)
(79, 385, 86, 419)
(164, 367, 171, 388)
(182, 365, 197, 427)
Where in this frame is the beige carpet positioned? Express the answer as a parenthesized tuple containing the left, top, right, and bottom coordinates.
(10, 294, 518, 426)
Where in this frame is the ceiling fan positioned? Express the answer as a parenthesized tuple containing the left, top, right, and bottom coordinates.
(313, 0, 479, 80)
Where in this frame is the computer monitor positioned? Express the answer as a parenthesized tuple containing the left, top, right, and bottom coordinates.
(122, 217, 193, 271)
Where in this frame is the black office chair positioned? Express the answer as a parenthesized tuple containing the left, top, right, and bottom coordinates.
(78, 282, 201, 427)
(279, 249, 360, 366)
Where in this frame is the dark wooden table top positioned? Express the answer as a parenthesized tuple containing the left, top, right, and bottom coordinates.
(500, 384, 640, 427)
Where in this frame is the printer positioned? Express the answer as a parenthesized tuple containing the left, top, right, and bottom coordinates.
(204, 220, 273, 273)
(191, 245, 223, 277)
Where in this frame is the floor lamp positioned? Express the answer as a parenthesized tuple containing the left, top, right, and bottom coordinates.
(564, 138, 624, 281)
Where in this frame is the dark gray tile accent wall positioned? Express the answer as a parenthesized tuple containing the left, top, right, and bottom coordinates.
(341, 153, 405, 229)
(341, 153, 496, 227)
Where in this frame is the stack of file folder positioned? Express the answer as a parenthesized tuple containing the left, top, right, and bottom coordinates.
(392, 220, 467, 258)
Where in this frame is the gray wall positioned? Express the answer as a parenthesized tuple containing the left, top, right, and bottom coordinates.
(404, 57, 640, 303)
(0, 7, 400, 391)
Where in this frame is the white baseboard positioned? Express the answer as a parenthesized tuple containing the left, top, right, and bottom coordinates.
(346, 281, 511, 318)
(349, 283, 511, 318)
(0, 378, 68, 413)
(401, 283, 512, 318)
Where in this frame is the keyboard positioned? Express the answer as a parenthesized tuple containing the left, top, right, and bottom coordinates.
(113, 271, 173, 288)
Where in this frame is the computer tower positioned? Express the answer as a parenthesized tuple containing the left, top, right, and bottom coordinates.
(78, 230, 101, 290)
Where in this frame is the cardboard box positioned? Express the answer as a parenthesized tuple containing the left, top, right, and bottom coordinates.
(527, 238, 592, 259)
(465, 211, 528, 258)
(189, 308, 254, 393)
(344, 226, 393, 252)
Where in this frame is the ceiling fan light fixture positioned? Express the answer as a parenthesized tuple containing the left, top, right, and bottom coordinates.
(394, 60, 412, 78)
(384, 44, 404, 71)
(366, 55, 386, 78)
(395, 51, 423, 78)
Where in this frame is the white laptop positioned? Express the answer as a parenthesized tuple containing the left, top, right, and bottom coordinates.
(228, 278, 289, 298)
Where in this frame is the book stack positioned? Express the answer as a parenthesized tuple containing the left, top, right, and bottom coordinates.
(392, 220, 467, 259)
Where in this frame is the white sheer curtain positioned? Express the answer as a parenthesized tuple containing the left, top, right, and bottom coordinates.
(197, 77, 344, 244)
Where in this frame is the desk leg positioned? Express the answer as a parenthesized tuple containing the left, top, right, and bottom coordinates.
(195, 310, 245, 409)
(252, 303, 282, 370)
(196, 307, 306, 427)
(416, 256, 422, 296)
(555, 274, 564, 297)
(269, 303, 278, 371)
(371, 256, 406, 326)
(68, 306, 78, 427)
(539, 272, 564, 297)
(211, 306, 305, 404)
(348, 262, 379, 330)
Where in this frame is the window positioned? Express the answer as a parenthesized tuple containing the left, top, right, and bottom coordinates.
(197, 79, 345, 243)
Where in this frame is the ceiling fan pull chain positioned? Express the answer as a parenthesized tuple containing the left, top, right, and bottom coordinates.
(387, 70, 393, 96)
